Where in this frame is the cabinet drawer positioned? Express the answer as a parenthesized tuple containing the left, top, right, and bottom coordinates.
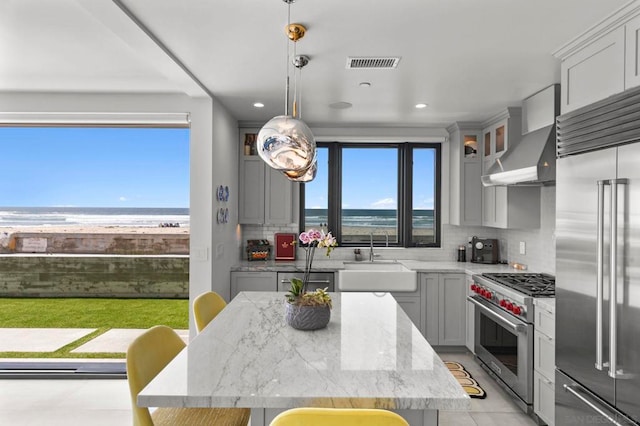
(534, 330, 555, 380)
(277, 272, 335, 292)
(230, 272, 277, 299)
(534, 370, 555, 426)
(535, 305, 554, 338)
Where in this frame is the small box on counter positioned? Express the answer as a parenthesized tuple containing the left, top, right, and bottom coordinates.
(274, 233, 297, 260)
(246, 239, 271, 261)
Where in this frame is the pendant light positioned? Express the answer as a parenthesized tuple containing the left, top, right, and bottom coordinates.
(257, 0, 316, 180)
(282, 54, 317, 182)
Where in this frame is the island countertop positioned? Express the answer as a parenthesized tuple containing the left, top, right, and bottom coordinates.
(138, 291, 470, 412)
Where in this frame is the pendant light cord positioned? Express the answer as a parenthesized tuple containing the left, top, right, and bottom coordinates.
(284, 1, 291, 116)
(293, 35, 298, 118)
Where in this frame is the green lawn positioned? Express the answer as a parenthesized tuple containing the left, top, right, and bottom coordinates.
(0, 298, 189, 359)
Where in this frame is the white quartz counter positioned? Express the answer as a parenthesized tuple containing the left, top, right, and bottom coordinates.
(138, 291, 470, 412)
(533, 297, 555, 313)
(232, 260, 527, 275)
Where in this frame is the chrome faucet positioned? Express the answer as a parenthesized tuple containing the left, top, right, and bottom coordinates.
(384, 231, 389, 247)
(369, 232, 375, 262)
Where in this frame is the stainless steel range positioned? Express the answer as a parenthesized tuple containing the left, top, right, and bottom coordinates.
(468, 273, 555, 414)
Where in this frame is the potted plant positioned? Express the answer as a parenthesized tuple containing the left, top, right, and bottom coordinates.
(285, 229, 337, 330)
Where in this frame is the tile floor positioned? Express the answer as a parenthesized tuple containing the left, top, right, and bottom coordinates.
(0, 351, 539, 426)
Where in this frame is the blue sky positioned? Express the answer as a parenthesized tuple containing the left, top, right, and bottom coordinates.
(0, 127, 190, 208)
(305, 146, 435, 210)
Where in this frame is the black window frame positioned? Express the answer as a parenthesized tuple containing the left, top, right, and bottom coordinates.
(300, 141, 441, 248)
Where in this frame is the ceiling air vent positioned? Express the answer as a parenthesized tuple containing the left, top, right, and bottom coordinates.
(346, 56, 401, 69)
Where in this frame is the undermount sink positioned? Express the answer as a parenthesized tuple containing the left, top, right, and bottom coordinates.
(338, 261, 417, 292)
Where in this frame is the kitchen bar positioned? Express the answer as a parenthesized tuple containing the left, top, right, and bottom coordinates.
(138, 291, 470, 426)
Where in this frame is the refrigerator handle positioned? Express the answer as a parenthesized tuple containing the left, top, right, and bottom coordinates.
(563, 384, 632, 426)
(596, 180, 607, 371)
(609, 178, 627, 379)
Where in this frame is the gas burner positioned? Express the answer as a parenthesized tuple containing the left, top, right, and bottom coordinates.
(482, 273, 555, 297)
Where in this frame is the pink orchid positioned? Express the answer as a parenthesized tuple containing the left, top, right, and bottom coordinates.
(295, 228, 338, 294)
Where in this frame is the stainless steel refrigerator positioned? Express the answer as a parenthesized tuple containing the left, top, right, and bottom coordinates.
(556, 87, 640, 426)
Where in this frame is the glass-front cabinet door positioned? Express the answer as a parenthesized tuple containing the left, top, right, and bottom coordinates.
(495, 124, 505, 155)
(483, 130, 491, 158)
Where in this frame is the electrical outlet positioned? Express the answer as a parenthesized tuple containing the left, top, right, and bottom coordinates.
(519, 241, 526, 255)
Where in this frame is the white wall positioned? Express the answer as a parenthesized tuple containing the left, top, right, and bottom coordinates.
(497, 185, 556, 274)
(0, 91, 239, 335)
(210, 96, 240, 301)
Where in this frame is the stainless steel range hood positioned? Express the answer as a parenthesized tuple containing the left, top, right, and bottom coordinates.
(482, 84, 559, 186)
(481, 124, 556, 186)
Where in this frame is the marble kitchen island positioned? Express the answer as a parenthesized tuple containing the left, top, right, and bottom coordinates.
(138, 292, 470, 425)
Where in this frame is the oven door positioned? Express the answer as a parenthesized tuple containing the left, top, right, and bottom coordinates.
(468, 295, 533, 405)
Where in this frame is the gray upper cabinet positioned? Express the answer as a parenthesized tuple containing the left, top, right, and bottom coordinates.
(448, 123, 482, 226)
(239, 156, 266, 224)
(555, 3, 640, 113)
(238, 131, 293, 225)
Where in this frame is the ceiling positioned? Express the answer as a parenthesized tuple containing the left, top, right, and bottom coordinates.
(0, 0, 630, 127)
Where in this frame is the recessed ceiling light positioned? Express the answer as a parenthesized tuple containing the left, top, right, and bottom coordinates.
(329, 101, 353, 110)
(359, 82, 371, 88)
(415, 103, 428, 109)
(253, 102, 265, 108)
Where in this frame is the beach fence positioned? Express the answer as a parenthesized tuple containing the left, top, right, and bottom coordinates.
(0, 232, 189, 298)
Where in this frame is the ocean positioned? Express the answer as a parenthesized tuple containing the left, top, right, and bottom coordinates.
(305, 209, 434, 229)
(0, 207, 190, 228)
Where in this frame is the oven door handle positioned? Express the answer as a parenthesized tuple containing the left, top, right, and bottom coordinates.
(467, 296, 525, 333)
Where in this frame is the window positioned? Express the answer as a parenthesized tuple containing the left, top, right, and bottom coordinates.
(301, 142, 440, 247)
(0, 126, 190, 230)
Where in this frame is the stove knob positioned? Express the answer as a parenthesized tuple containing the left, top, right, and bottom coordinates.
(512, 305, 522, 315)
(505, 301, 513, 310)
(499, 299, 506, 307)
(485, 291, 493, 300)
(481, 289, 488, 297)
(471, 284, 477, 292)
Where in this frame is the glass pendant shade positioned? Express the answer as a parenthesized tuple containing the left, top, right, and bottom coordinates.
(257, 115, 316, 172)
(283, 159, 317, 182)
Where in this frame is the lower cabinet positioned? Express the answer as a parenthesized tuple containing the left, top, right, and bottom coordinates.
(533, 302, 555, 426)
(230, 271, 277, 299)
(392, 289, 423, 336)
(422, 273, 466, 346)
(534, 371, 555, 426)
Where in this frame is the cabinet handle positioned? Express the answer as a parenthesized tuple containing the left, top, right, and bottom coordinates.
(280, 280, 331, 285)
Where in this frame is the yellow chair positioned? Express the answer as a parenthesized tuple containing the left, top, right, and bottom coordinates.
(193, 290, 227, 333)
(269, 407, 410, 426)
(126, 325, 250, 426)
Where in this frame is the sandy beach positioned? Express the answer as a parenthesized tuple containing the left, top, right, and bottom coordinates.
(0, 225, 189, 235)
